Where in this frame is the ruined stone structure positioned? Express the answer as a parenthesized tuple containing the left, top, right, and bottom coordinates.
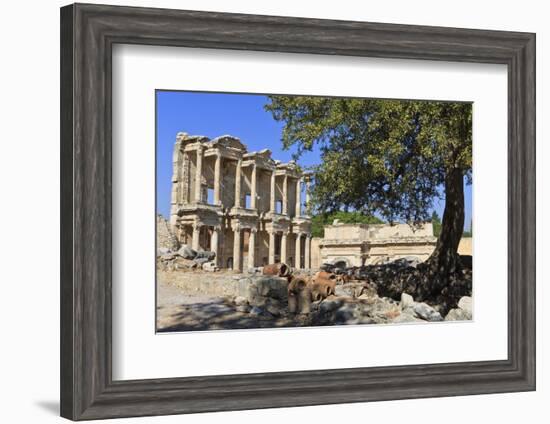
(157, 214, 180, 252)
(170, 133, 312, 271)
(313, 222, 438, 268)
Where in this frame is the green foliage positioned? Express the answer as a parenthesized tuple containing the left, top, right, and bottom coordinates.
(311, 211, 384, 238)
(431, 211, 442, 237)
(265, 96, 472, 226)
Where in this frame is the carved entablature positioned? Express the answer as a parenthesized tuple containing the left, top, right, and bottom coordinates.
(242, 149, 276, 171)
(275, 159, 301, 178)
(231, 217, 259, 232)
(208, 135, 247, 152)
(266, 220, 291, 234)
(176, 132, 210, 147)
(228, 207, 259, 220)
(292, 217, 312, 234)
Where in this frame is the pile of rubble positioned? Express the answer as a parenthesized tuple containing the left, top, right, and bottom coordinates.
(157, 245, 219, 272)
(229, 261, 472, 326)
(318, 255, 473, 315)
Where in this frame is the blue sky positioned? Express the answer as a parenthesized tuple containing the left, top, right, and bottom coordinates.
(156, 91, 472, 231)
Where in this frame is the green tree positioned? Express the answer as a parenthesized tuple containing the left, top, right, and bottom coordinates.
(265, 96, 472, 292)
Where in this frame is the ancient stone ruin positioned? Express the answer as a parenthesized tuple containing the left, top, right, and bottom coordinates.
(314, 221, 437, 268)
(156, 132, 472, 331)
(169, 132, 312, 271)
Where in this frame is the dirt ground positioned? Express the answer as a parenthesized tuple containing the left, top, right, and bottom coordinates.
(156, 275, 306, 332)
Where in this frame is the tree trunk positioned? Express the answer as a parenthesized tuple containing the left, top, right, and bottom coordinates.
(425, 167, 465, 291)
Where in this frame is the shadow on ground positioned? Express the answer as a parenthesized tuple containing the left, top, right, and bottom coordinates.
(157, 298, 303, 332)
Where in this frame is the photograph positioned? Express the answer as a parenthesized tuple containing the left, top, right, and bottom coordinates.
(155, 91, 473, 332)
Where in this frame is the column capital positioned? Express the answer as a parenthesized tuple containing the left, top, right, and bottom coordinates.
(250, 227, 258, 234)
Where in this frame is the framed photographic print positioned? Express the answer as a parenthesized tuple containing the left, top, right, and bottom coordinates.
(60, 3, 536, 420)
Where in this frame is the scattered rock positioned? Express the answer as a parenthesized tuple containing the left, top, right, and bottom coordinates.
(400, 293, 415, 310)
(173, 258, 198, 270)
(265, 299, 285, 317)
(445, 308, 471, 321)
(157, 247, 171, 256)
(392, 311, 424, 323)
(334, 304, 360, 324)
(236, 304, 250, 313)
(249, 306, 264, 317)
(195, 250, 216, 261)
(319, 298, 344, 314)
(445, 296, 473, 320)
(202, 261, 219, 272)
(177, 244, 197, 260)
(414, 303, 443, 322)
(458, 296, 472, 314)
(334, 283, 364, 298)
(250, 277, 288, 300)
(234, 296, 248, 306)
(193, 257, 210, 266)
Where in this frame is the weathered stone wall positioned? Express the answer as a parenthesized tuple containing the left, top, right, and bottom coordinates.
(310, 237, 322, 269)
(323, 222, 434, 241)
(321, 244, 364, 267)
(317, 222, 438, 268)
(458, 237, 472, 255)
(365, 243, 435, 265)
(157, 215, 179, 251)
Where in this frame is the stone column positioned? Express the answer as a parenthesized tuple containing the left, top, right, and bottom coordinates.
(270, 170, 276, 213)
(305, 177, 312, 215)
(170, 142, 183, 227)
(192, 223, 201, 251)
(171, 143, 182, 205)
(281, 231, 288, 264)
(268, 230, 276, 264)
(213, 153, 221, 205)
(233, 224, 242, 271)
(295, 177, 302, 217)
(247, 228, 257, 269)
(282, 174, 288, 215)
(234, 158, 242, 208)
(195, 146, 204, 203)
(211, 226, 220, 266)
(304, 235, 311, 269)
(295, 233, 302, 269)
(250, 163, 257, 209)
(181, 152, 190, 204)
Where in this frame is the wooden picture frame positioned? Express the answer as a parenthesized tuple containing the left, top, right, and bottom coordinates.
(60, 3, 536, 420)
